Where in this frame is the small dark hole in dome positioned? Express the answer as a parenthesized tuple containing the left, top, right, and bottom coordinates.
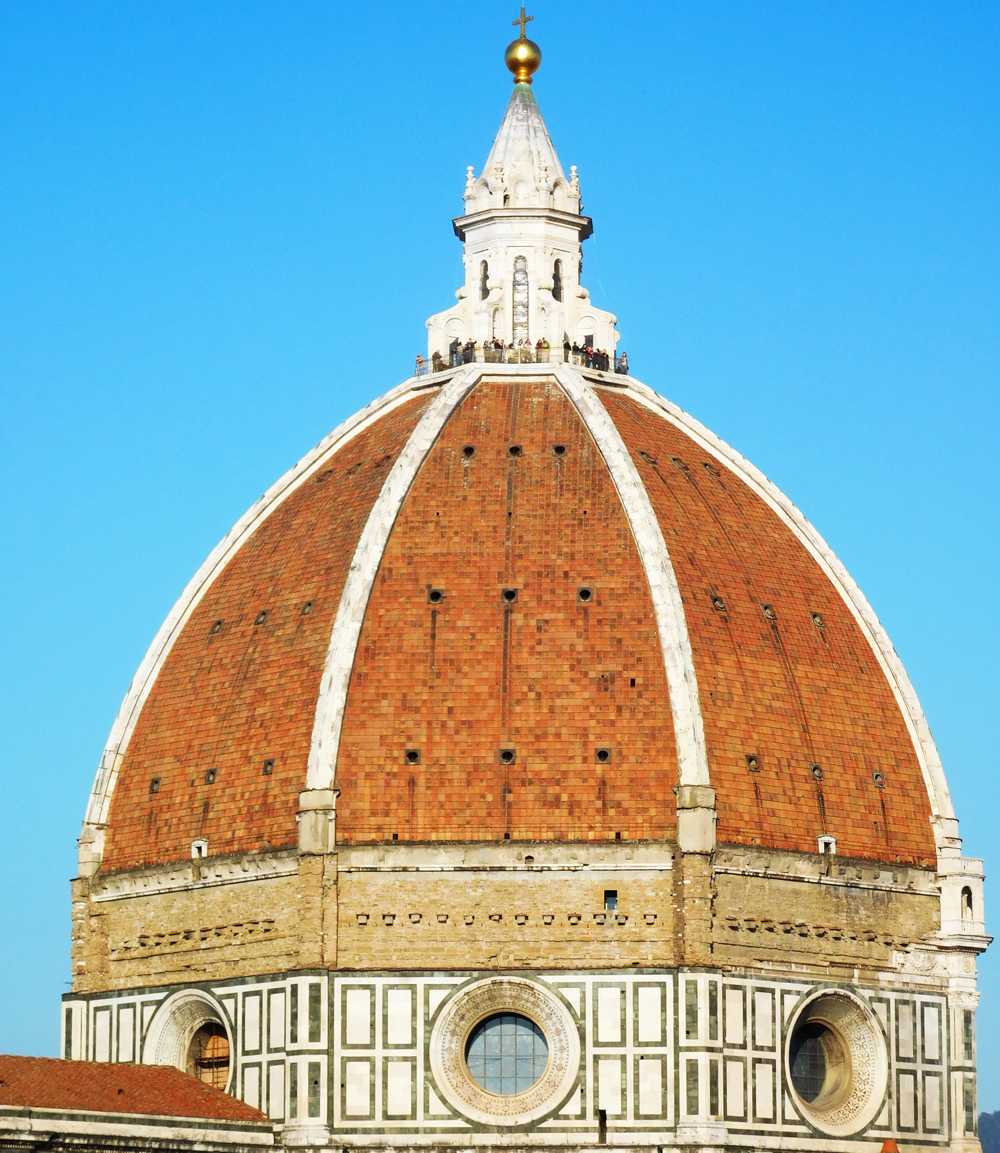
(508, 445, 522, 457)
(499, 748, 516, 765)
(428, 589, 444, 605)
(711, 595, 726, 612)
(761, 604, 777, 621)
(553, 444, 567, 456)
(640, 451, 657, 464)
(502, 588, 518, 604)
(630, 678, 636, 687)
(671, 456, 689, 471)
(261, 759, 274, 776)
(300, 600, 314, 615)
(462, 445, 476, 458)
(346, 462, 363, 476)
(405, 749, 421, 765)
(524, 855, 534, 863)
(702, 461, 721, 476)
(315, 469, 333, 484)
(872, 770, 886, 788)
(810, 763, 824, 782)
(595, 747, 611, 764)
(392, 832, 398, 841)
(578, 587, 593, 603)
(503, 832, 511, 840)
(204, 768, 217, 785)
(149, 777, 161, 794)
(811, 611, 825, 628)
(615, 831, 622, 840)
(746, 754, 761, 772)
(254, 610, 269, 626)
(209, 619, 224, 635)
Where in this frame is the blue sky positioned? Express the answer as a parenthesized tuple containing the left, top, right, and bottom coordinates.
(2, 0, 998, 1104)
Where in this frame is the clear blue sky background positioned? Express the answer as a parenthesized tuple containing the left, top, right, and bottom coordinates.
(1, 0, 998, 1106)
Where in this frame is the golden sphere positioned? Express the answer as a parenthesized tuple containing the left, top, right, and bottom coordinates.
(504, 37, 541, 84)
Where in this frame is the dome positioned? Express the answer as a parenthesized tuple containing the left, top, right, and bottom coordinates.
(82, 364, 950, 874)
(68, 33, 986, 1153)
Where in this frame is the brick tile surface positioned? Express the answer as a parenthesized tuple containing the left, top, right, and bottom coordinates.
(600, 391, 935, 863)
(336, 378, 679, 842)
(101, 396, 433, 870)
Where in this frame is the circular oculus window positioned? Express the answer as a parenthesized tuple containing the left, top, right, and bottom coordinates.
(786, 990, 888, 1136)
(429, 977, 580, 1125)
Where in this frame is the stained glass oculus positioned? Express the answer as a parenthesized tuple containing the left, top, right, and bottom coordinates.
(790, 1022, 828, 1102)
(789, 1020, 846, 1108)
(465, 1013, 548, 1095)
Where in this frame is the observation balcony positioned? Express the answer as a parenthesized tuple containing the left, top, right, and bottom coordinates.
(416, 347, 628, 376)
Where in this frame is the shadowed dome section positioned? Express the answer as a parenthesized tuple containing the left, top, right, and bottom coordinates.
(334, 378, 679, 843)
(100, 394, 435, 870)
(599, 389, 936, 864)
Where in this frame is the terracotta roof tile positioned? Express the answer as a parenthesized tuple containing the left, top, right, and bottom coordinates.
(0, 1055, 266, 1122)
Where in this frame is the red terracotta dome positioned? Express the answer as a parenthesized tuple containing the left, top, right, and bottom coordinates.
(81, 365, 953, 874)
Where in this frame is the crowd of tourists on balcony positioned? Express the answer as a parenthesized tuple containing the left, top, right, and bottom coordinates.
(415, 339, 628, 376)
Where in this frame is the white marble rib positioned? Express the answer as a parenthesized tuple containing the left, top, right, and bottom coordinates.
(305, 366, 481, 791)
(555, 367, 711, 788)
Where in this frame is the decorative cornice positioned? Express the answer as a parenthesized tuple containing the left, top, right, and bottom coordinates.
(453, 207, 593, 242)
(89, 850, 299, 903)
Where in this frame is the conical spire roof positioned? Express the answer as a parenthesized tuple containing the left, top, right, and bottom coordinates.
(481, 82, 566, 194)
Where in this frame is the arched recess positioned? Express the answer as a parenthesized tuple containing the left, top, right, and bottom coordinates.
(553, 180, 568, 211)
(513, 180, 529, 206)
(142, 989, 233, 1091)
(577, 316, 597, 344)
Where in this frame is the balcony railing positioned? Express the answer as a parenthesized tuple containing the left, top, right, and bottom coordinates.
(415, 348, 628, 376)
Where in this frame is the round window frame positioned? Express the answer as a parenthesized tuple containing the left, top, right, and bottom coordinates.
(785, 989, 888, 1137)
(429, 977, 580, 1125)
(141, 989, 234, 1093)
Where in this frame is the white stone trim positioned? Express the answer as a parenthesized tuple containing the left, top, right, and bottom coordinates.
(306, 367, 481, 790)
(81, 374, 452, 855)
(595, 375, 956, 835)
(555, 367, 711, 788)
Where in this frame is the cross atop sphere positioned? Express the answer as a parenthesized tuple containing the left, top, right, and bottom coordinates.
(512, 6, 533, 38)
